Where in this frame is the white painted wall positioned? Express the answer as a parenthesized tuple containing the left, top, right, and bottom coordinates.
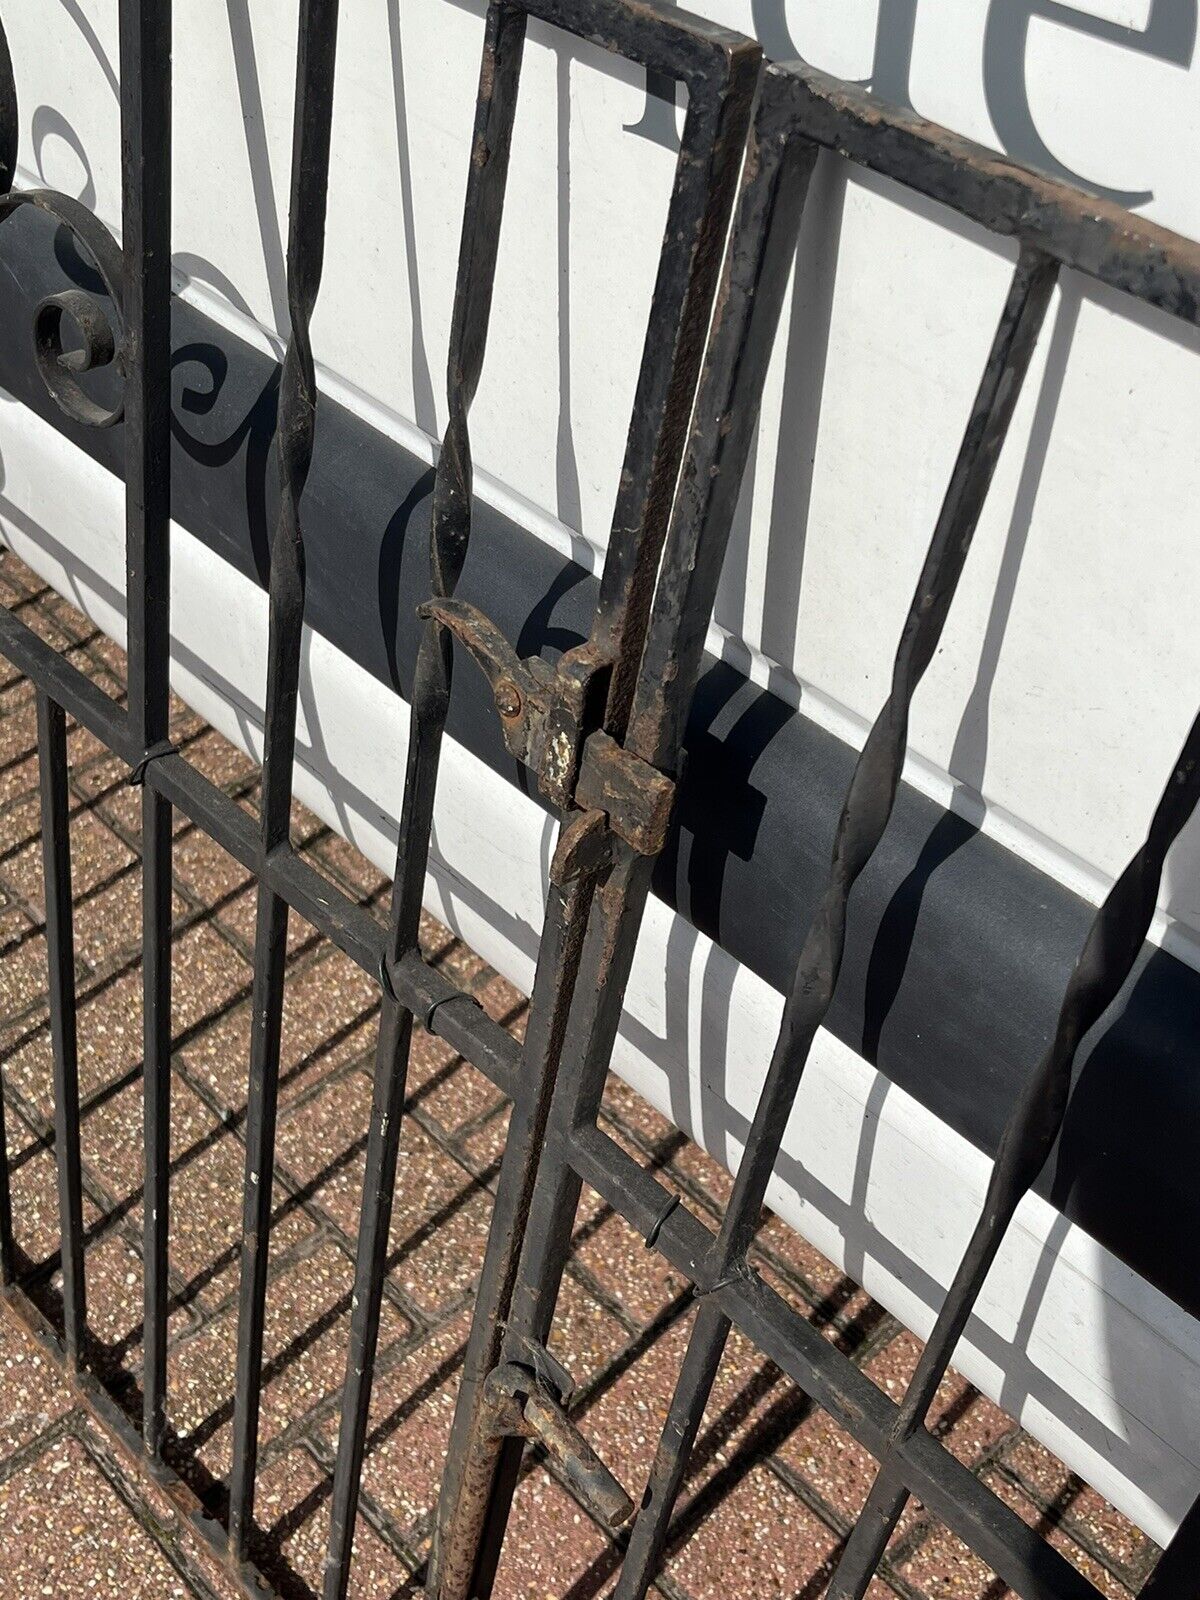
(1, 0, 1199, 1548)
(10, 0, 1200, 939)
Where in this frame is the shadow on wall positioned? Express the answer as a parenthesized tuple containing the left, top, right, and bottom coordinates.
(25, 0, 1200, 1546)
(637, 0, 1198, 210)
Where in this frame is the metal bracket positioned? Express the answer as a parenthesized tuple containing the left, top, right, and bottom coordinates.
(418, 597, 674, 854)
(481, 1356, 634, 1531)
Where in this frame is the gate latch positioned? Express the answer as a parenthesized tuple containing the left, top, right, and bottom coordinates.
(482, 1355, 634, 1530)
(418, 597, 674, 856)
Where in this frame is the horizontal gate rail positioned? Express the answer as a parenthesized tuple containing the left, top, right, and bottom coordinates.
(0, 594, 521, 1089)
(428, 52, 1200, 1600)
(788, 66, 1200, 316)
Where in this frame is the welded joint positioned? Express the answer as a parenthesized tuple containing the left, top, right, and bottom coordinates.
(377, 949, 488, 1039)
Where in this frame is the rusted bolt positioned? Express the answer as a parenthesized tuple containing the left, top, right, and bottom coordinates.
(495, 679, 522, 719)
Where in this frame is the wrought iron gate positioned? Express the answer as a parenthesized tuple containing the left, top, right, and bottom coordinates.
(0, 3, 1196, 1599)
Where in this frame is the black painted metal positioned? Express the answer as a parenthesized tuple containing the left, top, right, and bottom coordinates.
(0, 9, 1194, 1600)
(608, 238, 1059, 1599)
(37, 689, 86, 1370)
(228, 0, 340, 1559)
(121, 0, 175, 1463)
(398, 9, 760, 1598)
(428, 55, 1200, 1600)
(323, 10, 530, 1590)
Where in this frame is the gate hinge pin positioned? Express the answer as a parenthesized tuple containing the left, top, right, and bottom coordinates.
(418, 597, 674, 854)
(482, 1359, 634, 1530)
(574, 730, 674, 857)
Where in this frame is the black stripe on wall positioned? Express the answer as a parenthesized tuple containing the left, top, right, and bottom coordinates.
(0, 204, 1195, 1319)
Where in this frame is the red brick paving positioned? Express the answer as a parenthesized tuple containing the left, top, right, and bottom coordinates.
(0, 558, 1158, 1598)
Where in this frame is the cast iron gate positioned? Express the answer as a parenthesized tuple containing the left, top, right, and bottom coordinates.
(0, 3, 1195, 1599)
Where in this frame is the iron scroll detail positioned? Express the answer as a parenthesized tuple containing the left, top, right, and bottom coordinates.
(0, 18, 127, 427)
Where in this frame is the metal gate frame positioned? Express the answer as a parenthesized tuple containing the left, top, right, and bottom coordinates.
(0, 3, 1196, 1599)
(426, 51, 1200, 1600)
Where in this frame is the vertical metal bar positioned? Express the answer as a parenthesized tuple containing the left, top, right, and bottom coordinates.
(388, 0, 526, 958)
(467, 846, 657, 1600)
(430, 812, 609, 1600)
(228, 0, 340, 1558)
(826, 701, 1200, 1600)
(614, 246, 1058, 1600)
(588, 47, 760, 741)
(0, 23, 1190, 1595)
(122, 4, 173, 739)
(322, 13, 526, 1596)
(429, 34, 760, 1599)
(118, 0, 174, 1455)
(140, 777, 172, 1446)
(610, 88, 820, 1599)
(626, 77, 817, 778)
(436, 75, 816, 1600)
(37, 691, 86, 1367)
(612, 1297, 727, 1598)
(428, 34, 761, 1587)
(319, 992, 416, 1596)
(715, 247, 1056, 1262)
(428, 25, 755, 1587)
(0, 6, 18, 1302)
(0, 17, 16, 199)
(442, 70, 817, 1600)
(228, 882, 288, 1557)
(0, 11, 23, 1291)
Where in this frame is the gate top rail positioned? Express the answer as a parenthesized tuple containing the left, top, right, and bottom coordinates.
(779, 61, 1200, 323)
(520, 0, 756, 79)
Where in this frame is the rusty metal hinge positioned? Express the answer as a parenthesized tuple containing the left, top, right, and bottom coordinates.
(481, 1347, 634, 1531)
(418, 597, 674, 855)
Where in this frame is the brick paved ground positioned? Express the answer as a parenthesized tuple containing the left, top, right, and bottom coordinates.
(0, 554, 1159, 1598)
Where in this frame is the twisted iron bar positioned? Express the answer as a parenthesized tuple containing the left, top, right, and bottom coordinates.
(321, 10, 527, 1597)
(827, 700, 1200, 1597)
(612, 245, 1058, 1600)
(488, 101, 819, 1600)
(0, 9, 1192, 1594)
(228, 0, 340, 1559)
(719, 245, 1055, 1260)
(427, 15, 762, 1594)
